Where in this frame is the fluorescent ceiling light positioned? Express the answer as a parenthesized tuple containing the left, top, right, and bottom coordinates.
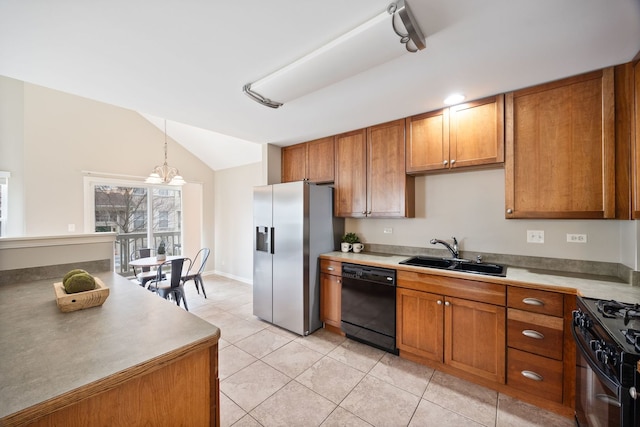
(444, 93, 466, 105)
(243, 0, 426, 109)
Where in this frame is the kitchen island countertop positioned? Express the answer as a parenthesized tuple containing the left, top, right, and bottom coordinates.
(0, 271, 220, 425)
(320, 251, 640, 303)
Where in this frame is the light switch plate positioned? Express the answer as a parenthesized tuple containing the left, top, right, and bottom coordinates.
(527, 230, 544, 243)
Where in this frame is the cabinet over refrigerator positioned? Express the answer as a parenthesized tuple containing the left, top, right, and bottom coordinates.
(253, 181, 344, 335)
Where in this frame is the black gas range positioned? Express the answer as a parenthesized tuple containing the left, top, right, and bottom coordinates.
(572, 297, 640, 427)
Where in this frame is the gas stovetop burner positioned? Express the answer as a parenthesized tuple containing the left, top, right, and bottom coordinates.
(621, 328, 640, 352)
(597, 299, 640, 325)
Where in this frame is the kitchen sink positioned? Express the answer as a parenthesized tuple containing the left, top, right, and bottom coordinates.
(452, 261, 505, 276)
(398, 256, 455, 269)
(399, 256, 506, 277)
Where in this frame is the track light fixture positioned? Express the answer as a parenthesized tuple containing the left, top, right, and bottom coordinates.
(243, 0, 425, 109)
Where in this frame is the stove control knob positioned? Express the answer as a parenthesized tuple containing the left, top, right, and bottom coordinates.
(630, 387, 637, 400)
(595, 349, 608, 364)
(578, 314, 592, 329)
(589, 339, 601, 351)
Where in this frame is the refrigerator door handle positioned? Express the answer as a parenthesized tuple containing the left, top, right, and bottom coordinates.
(270, 227, 275, 254)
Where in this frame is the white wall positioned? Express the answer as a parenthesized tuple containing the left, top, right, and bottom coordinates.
(0, 76, 216, 255)
(349, 168, 635, 267)
(214, 162, 262, 283)
(0, 77, 26, 236)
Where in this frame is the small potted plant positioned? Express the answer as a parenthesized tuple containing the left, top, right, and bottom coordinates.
(341, 232, 360, 252)
(156, 241, 166, 261)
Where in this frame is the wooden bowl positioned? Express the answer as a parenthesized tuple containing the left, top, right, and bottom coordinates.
(53, 277, 109, 312)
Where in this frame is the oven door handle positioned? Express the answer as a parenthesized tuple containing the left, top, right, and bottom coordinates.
(595, 393, 622, 407)
(571, 325, 621, 396)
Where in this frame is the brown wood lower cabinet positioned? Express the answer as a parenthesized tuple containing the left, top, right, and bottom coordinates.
(396, 279, 506, 384)
(507, 347, 564, 403)
(321, 258, 576, 418)
(505, 287, 575, 411)
(507, 308, 564, 360)
(397, 288, 444, 362)
(445, 296, 506, 384)
(22, 344, 219, 427)
(320, 259, 343, 334)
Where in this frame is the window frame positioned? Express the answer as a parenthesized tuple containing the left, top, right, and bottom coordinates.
(84, 176, 183, 274)
(0, 171, 9, 237)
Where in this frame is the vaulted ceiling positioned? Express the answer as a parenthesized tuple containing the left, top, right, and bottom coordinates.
(1, 0, 639, 170)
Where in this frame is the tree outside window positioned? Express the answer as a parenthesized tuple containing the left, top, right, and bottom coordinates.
(93, 183, 182, 276)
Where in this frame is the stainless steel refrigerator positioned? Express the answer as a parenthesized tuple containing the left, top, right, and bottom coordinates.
(253, 181, 343, 335)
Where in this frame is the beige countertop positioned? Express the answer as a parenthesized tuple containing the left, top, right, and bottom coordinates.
(321, 251, 640, 303)
(0, 271, 220, 423)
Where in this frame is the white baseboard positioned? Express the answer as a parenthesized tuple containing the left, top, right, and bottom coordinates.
(206, 269, 253, 285)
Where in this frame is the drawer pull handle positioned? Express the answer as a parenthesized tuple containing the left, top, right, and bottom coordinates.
(521, 370, 543, 381)
(522, 330, 544, 339)
(523, 298, 544, 306)
(327, 267, 334, 271)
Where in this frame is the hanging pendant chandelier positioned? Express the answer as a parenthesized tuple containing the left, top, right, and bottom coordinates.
(145, 120, 185, 186)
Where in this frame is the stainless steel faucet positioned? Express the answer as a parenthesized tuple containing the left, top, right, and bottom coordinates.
(430, 237, 459, 259)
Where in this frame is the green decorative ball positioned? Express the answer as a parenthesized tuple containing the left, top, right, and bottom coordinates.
(64, 272, 96, 294)
(62, 269, 88, 286)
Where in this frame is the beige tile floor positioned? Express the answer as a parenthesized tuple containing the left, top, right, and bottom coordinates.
(180, 274, 575, 427)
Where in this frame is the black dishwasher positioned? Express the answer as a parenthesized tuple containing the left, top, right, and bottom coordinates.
(341, 263, 397, 354)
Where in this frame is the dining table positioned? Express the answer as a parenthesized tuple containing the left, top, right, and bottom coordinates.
(129, 255, 184, 268)
(129, 255, 186, 286)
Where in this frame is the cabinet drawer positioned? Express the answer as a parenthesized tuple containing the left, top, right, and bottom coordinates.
(507, 348, 563, 403)
(320, 260, 341, 276)
(507, 309, 563, 360)
(507, 287, 563, 317)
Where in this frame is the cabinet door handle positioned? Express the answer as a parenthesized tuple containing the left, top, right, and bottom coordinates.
(362, 211, 367, 215)
(437, 300, 442, 305)
(521, 371, 543, 381)
(506, 208, 513, 214)
(523, 298, 544, 306)
(444, 301, 451, 307)
(522, 330, 545, 339)
(450, 159, 456, 165)
(337, 279, 341, 284)
(327, 267, 334, 271)
(443, 160, 448, 165)
(367, 211, 372, 215)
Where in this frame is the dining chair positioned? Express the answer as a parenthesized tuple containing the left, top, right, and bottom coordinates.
(130, 248, 163, 288)
(181, 248, 210, 298)
(148, 258, 190, 311)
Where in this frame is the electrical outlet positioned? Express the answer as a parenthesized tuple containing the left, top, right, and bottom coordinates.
(567, 233, 587, 243)
(383, 228, 393, 234)
(526, 230, 544, 244)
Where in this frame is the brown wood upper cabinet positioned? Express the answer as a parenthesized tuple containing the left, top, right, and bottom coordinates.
(505, 68, 616, 219)
(634, 61, 640, 219)
(406, 95, 505, 173)
(334, 119, 415, 218)
(281, 136, 335, 183)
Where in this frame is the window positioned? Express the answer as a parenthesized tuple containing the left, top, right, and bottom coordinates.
(86, 177, 182, 277)
(158, 211, 169, 229)
(0, 172, 9, 237)
(134, 211, 145, 230)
